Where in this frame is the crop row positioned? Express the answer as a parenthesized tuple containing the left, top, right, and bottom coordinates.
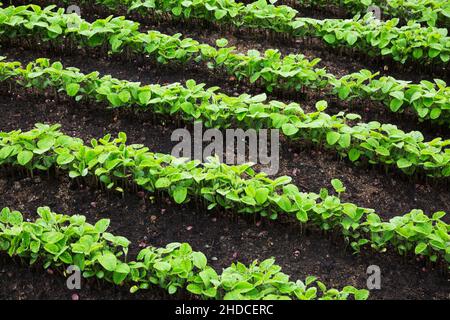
(289, 0, 450, 27)
(0, 124, 449, 267)
(340, 0, 449, 27)
(1, 5, 449, 124)
(2, 57, 450, 178)
(45, 0, 450, 64)
(0, 206, 370, 299)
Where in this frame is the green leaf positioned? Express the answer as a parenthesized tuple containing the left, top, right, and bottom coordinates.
(276, 195, 292, 212)
(98, 252, 118, 272)
(428, 48, 440, 58)
(338, 133, 351, 148)
(281, 123, 299, 136)
(432, 211, 445, 220)
(323, 34, 336, 44)
(37, 137, 55, 151)
(215, 38, 228, 47)
(138, 90, 151, 105)
(17, 150, 33, 165)
(155, 178, 171, 188)
(331, 179, 345, 193)
(389, 98, 403, 112)
(171, 6, 182, 16)
(375, 146, 390, 156)
(255, 188, 269, 205)
(154, 261, 171, 272)
(345, 32, 357, 45)
(113, 269, 129, 284)
(389, 91, 404, 100)
(118, 90, 131, 103)
(173, 186, 188, 204)
(326, 132, 340, 145)
(66, 83, 80, 97)
(413, 48, 423, 59)
(414, 242, 427, 255)
(114, 262, 130, 277)
(95, 219, 110, 233)
(348, 148, 360, 162)
(430, 108, 441, 120)
(440, 53, 450, 63)
(355, 289, 370, 300)
(296, 209, 308, 222)
(187, 284, 203, 295)
(0, 208, 9, 223)
(48, 23, 62, 34)
(338, 86, 351, 99)
(192, 252, 207, 269)
(56, 153, 75, 165)
(42, 231, 64, 244)
(8, 210, 23, 226)
(107, 93, 123, 107)
(214, 9, 227, 20)
(315, 100, 328, 111)
(397, 158, 412, 169)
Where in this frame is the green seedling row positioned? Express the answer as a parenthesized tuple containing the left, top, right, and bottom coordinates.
(292, 0, 450, 27)
(0, 206, 370, 299)
(46, 0, 450, 63)
(1, 5, 449, 124)
(0, 124, 449, 267)
(2, 58, 450, 177)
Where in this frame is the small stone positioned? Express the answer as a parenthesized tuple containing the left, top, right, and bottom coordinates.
(47, 269, 54, 275)
(150, 215, 157, 223)
(186, 226, 193, 231)
(71, 293, 79, 301)
(258, 231, 268, 237)
(211, 257, 218, 261)
(90, 202, 97, 208)
(13, 181, 21, 191)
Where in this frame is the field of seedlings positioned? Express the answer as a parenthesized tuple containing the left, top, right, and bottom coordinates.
(0, 0, 449, 303)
